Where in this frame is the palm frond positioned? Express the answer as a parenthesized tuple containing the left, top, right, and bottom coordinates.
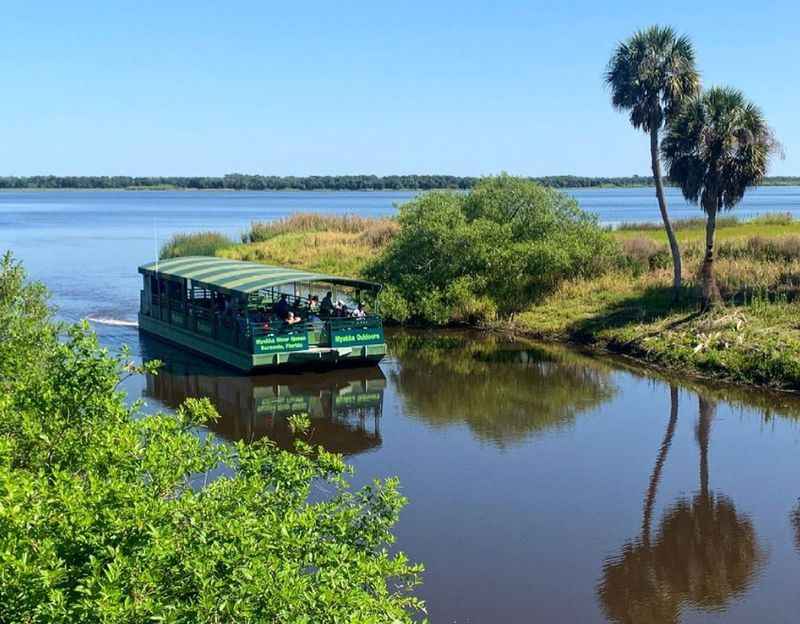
(606, 25, 700, 132)
(662, 86, 776, 212)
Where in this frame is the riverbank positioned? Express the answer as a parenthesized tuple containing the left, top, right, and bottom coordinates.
(513, 216, 800, 391)
(511, 272, 800, 391)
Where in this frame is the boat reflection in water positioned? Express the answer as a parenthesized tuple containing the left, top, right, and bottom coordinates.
(598, 389, 766, 623)
(141, 336, 385, 456)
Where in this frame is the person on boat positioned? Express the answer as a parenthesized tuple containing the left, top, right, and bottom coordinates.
(320, 291, 334, 316)
(351, 302, 367, 319)
(307, 296, 323, 327)
(336, 300, 351, 317)
(274, 294, 290, 321)
(308, 311, 324, 328)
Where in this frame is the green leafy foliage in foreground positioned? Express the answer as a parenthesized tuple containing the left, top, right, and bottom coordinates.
(0, 253, 424, 623)
(366, 175, 619, 324)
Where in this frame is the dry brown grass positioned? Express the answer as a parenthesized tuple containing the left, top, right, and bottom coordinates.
(356, 220, 400, 248)
(221, 231, 381, 277)
(243, 213, 397, 244)
(226, 212, 398, 276)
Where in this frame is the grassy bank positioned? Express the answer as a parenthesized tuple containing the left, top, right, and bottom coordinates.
(514, 216, 800, 390)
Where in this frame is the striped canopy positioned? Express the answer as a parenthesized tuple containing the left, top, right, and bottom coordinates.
(139, 256, 379, 294)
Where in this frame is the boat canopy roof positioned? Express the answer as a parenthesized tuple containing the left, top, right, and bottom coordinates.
(139, 256, 380, 295)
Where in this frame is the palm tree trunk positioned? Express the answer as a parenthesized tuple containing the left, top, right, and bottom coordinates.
(641, 384, 679, 547)
(697, 395, 714, 498)
(700, 198, 721, 309)
(650, 127, 682, 299)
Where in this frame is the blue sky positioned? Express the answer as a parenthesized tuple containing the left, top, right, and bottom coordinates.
(0, 1, 796, 176)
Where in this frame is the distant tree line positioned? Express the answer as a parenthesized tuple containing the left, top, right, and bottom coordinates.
(0, 174, 797, 191)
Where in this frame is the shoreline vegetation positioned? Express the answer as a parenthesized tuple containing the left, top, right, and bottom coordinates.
(1, 174, 799, 192)
(163, 176, 800, 393)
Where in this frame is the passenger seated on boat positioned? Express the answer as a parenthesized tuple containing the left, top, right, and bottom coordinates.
(286, 310, 302, 325)
(309, 295, 320, 314)
(351, 302, 366, 319)
(320, 291, 334, 316)
(273, 294, 290, 321)
(291, 301, 303, 318)
(334, 300, 350, 317)
(248, 309, 268, 331)
(308, 311, 323, 328)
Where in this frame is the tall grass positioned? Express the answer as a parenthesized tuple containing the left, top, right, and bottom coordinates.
(618, 233, 800, 301)
(242, 213, 398, 245)
(159, 231, 234, 259)
(616, 215, 741, 231)
(223, 213, 400, 276)
(615, 212, 795, 231)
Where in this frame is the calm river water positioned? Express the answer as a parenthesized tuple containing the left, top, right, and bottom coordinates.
(3, 188, 800, 622)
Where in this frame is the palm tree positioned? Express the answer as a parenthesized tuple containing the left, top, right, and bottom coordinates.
(606, 26, 700, 299)
(662, 87, 775, 308)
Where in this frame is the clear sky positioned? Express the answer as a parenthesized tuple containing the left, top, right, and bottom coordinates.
(0, 1, 796, 177)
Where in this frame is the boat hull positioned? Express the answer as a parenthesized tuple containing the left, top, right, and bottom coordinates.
(138, 314, 386, 372)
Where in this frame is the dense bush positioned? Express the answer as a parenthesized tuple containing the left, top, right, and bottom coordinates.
(159, 231, 234, 259)
(366, 175, 619, 324)
(0, 253, 424, 623)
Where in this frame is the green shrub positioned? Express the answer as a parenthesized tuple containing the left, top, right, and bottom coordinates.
(0, 255, 424, 623)
(159, 231, 234, 259)
(366, 175, 619, 324)
(376, 285, 412, 323)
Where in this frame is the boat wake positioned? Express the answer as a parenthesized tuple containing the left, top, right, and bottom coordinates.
(86, 315, 139, 328)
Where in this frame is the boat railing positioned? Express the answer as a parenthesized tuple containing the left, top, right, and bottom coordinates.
(328, 315, 383, 331)
(142, 290, 382, 353)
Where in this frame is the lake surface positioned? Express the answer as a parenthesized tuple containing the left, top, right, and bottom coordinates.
(4, 188, 800, 622)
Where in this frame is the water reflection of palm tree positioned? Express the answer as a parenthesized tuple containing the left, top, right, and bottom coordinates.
(792, 503, 800, 552)
(641, 385, 679, 548)
(598, 390, 764, 623)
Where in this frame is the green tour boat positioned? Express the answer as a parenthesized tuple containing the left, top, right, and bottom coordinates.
(138, 256, 386, 371)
